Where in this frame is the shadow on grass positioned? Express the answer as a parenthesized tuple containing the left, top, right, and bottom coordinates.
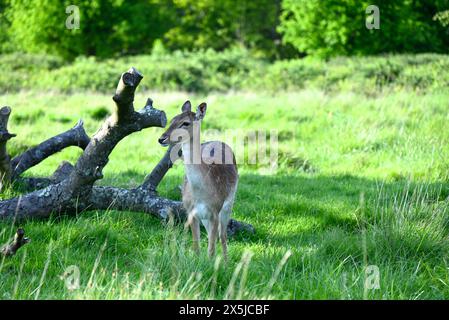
(228, 173, 448, 246)
(5, 169, 449, 251)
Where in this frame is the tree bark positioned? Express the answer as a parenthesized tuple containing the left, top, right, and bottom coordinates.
(11, 120, 90, 180)
(1, 228, 30, 257)
(141, 145, 175, 192)
(0, 106, 16, 191)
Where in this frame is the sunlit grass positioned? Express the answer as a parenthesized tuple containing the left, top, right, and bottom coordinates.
(0, 89, 448, 299)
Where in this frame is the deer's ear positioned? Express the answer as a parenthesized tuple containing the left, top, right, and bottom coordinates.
(195, 102, 207, 120)
(181, 100, 191, 113)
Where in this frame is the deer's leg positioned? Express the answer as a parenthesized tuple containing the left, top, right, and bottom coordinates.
(189, 213, 201, 254)
(219, 186, 237, 261)
(219, 219, 228, 262)
(208, 216, 219, 257)
(219, 210, 231, 261)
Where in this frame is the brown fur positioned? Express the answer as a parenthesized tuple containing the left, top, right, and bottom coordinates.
(182, 141, 238, 214)
(158, 101, 238, 259)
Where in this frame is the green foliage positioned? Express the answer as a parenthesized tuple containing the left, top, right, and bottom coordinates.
(1, 51, 448, 94)
(434, 9, 449, 26)
(2, 0, 282, 59)
(279, 0, 449, 58)
(5, 0, 173, 59)
(0, 0, 10, 53)
(256, 54, 449, 94)
(162, 0, 282, 58)
(1, 0, 449, 58)
(0, 52, 64, 92)
(0, 48, 263, 93)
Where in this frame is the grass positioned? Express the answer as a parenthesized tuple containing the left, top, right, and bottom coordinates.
(0, 87, 448, 299)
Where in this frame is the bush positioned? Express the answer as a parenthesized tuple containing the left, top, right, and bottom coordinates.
(258, 54, 449, 94)
(37, 56, 123, 92)
(36, 48, 265, 93)
(1, 51, 448, 94)
(0, 52, 64, 92)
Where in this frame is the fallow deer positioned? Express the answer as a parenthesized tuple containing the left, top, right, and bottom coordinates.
(158, 101, 238, 259)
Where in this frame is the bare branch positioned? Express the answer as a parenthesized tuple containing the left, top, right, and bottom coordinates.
(112, 67, 143, 122)
(88, 186, 183, 220)
(88, 186, 253, 236)
(1, 228, 30, 257)
(16, 161, 74, 190)
(141, 145, 175, 192)
(11, 120, 90, 179)
(0, 183, 253, 236)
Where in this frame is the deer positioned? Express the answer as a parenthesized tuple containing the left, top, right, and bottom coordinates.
(158, 101, 238, 260)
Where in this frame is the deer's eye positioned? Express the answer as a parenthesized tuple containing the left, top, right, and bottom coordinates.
(181, 122, 190, 127)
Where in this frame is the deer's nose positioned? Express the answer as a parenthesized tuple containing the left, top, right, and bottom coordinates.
(158, 137, 167, 145)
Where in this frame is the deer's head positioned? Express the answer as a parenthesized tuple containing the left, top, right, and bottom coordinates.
(158, 100, 207, 147)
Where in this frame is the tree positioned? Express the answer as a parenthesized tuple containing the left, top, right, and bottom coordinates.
(0, 0, 11, 53)
(279, 0, 449, 58)
(154, 0, 282, 57)
(4, 0, 284, 59)
(5, 0, 174, 59)
(434, 9, 449, 28)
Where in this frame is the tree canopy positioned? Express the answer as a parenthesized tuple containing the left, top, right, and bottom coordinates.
(1, 0, 448, 59)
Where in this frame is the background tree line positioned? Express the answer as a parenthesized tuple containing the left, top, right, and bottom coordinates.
(0, 0, 448, 60)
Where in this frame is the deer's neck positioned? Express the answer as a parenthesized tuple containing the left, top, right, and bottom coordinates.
(181, 136, 201, 165)
(181, 137, 204, 186)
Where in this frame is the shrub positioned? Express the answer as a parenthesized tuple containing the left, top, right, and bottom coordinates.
(37, 48, 265, 93)
(0, 52, 64, 93)
(1, 51, 448, 94)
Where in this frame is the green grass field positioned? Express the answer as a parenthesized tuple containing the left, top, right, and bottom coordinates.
(0, 84, 448, 298)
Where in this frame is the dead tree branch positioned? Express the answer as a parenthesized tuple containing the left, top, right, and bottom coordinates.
(141, 145, 175, 192)
(11, 120, 90, 179)
(1, 228, 30, 257)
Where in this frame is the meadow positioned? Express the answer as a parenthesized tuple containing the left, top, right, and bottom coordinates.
(0, 52, 448, 299)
